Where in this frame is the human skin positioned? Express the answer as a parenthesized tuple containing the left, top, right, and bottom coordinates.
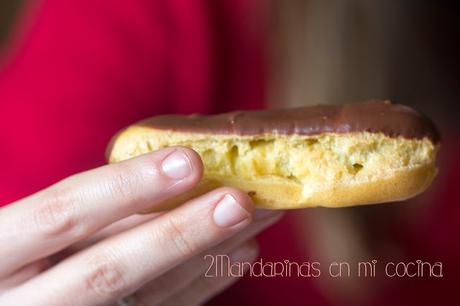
(0, 146, 283, 306)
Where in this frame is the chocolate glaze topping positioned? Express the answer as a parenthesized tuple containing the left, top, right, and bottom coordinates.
(138, 100, 440, 143)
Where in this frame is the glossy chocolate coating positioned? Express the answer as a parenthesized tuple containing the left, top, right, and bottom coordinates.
(138, 100, 440, 143)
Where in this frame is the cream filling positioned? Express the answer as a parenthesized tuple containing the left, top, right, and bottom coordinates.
(110, 128, 437, 191)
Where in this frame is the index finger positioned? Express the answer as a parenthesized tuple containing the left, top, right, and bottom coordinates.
(0, 146, 202, 278)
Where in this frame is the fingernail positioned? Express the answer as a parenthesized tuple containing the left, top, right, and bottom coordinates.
(254, 208, 279, 220)
(213, 194, 250, 227)
(161, 150, 192, 180)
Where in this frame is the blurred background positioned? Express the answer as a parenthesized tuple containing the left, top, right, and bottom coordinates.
(1, 1, 459, 305)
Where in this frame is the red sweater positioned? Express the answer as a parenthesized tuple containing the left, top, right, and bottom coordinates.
(0, 1, 325, 305)
(0, 0, 266, 205)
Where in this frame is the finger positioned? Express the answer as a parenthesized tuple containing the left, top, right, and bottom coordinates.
(6, 187, 255, 306)
(0, 146, 202, 278)
(158, 240, 259, 306)
(88, 213, 163, 243)
(135, 209, 282, 305)
(0, 259, 51, 291)
(50, 213, 161, 264)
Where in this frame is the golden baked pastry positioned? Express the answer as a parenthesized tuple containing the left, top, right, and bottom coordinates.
(107, 100, 440, 210)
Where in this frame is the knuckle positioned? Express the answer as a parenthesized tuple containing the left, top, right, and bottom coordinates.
(33, 185, 85, 238)
(104, 164, 143, 206)
(84, 253, 126, 299)
(161, 216, 197, 257)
